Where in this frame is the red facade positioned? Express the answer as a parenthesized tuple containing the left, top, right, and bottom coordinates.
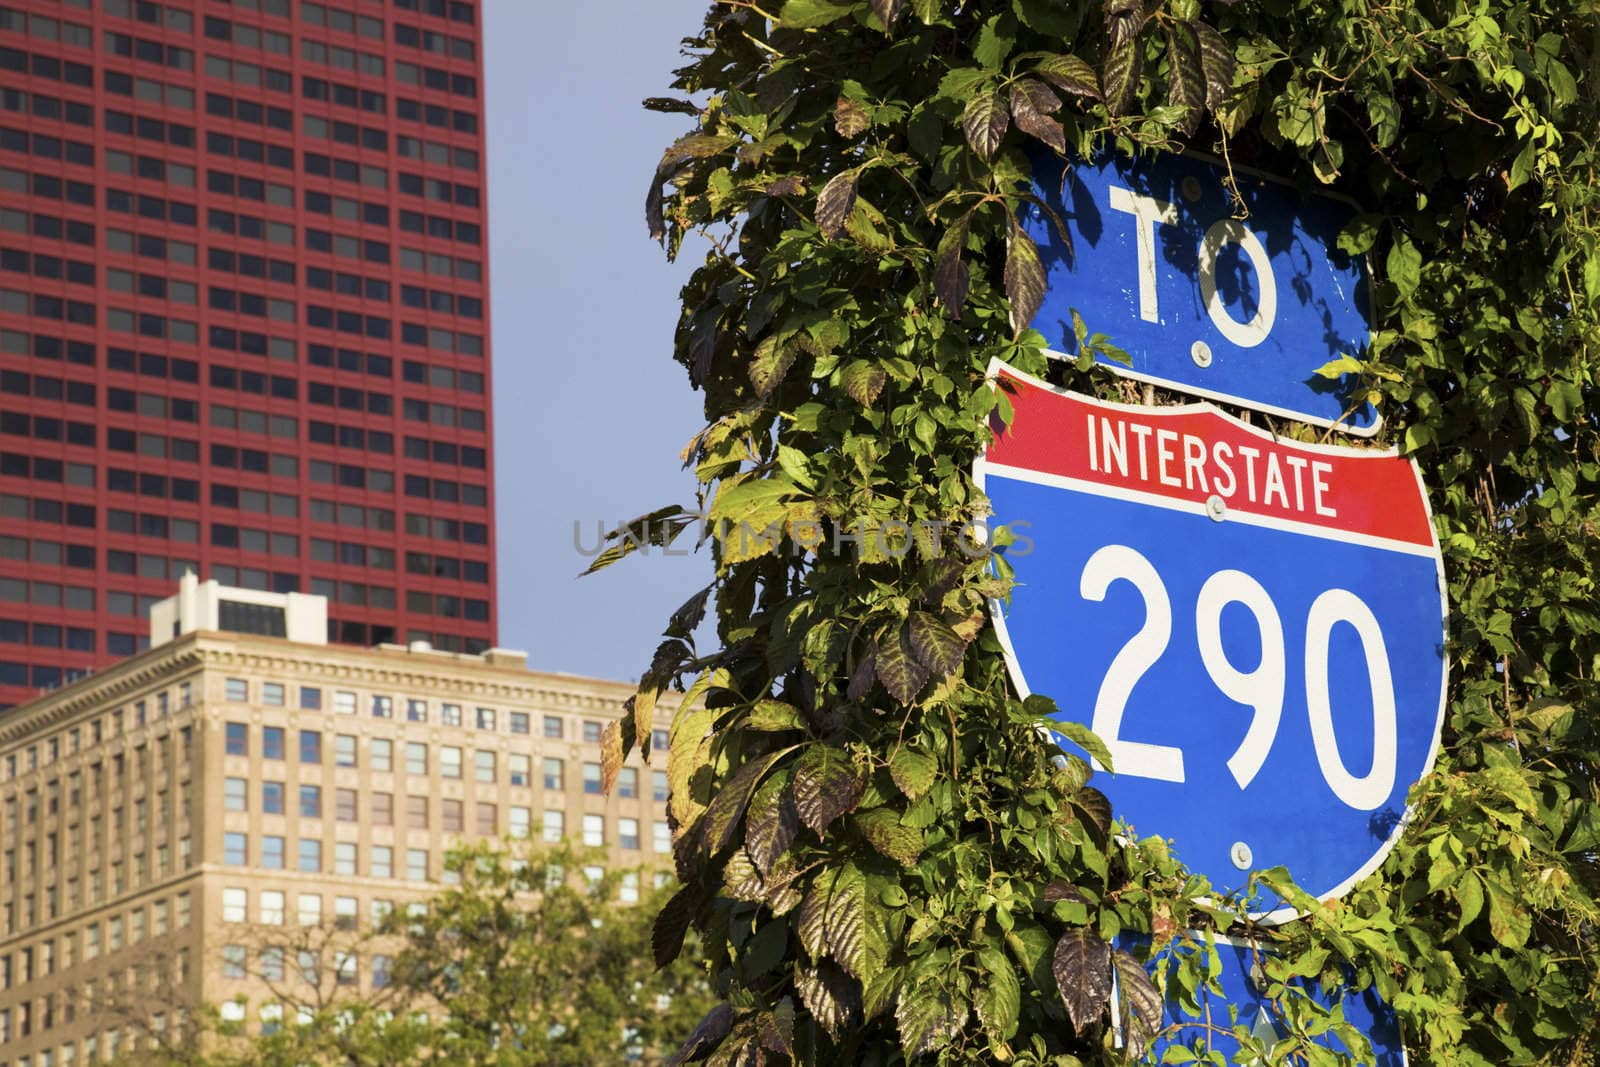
(0, 0, 496, 708)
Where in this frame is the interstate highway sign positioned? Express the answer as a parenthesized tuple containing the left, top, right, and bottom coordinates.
(1023, 149, 1378, 435)
(979, 361, 1446, 921)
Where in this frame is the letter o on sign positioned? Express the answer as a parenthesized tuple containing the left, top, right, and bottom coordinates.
(1198, 219, 1278, 348)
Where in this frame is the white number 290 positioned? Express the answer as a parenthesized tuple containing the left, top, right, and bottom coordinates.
(1079, 544, 1397, 811)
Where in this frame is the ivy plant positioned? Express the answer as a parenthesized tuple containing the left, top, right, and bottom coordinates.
(598, 1, 1600, 1063)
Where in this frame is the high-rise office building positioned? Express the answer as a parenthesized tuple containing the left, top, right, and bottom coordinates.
(0, 0, 496, 710)
(0, 579, 674, 1065)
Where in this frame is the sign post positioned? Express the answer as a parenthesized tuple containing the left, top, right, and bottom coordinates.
(979, 361, 1446, 920)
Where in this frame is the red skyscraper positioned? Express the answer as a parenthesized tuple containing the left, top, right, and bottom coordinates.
(0, 0, 496, 708)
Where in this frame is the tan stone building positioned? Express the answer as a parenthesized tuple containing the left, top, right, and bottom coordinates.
(0, 579, 673, 1066)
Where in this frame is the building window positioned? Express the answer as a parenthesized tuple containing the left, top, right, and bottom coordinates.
(582, 720, 602, 743)
(224, 722, 248, 756)
(441, 798, 461, 832)
(262, 781, 285, 814)
(543, 757, 563, 790)
(224, 677, 248, 702)
(260, 890, 285, 924)
(582, 814, 604, 847)
(654, 820, 671, 853)
(620, 871, 640, 904)
(475, 707, 495, 730)
(476, 802, 496, 834)
(509, 806, 530, 838)
(335, 734, 357, 767)
(300, 729, 322, 763)
(440, 745, 461, 778)
(261, 946, 286, 981)
(298, 839, 321, 872)
(371, 694, 392, 718)
(262, 726, 285, 760)
(474, 750, 494, 783)
(223, 777, 247, 811)
(371, 845, 393, 879)
(224, 832, 247, 865)
(406, 698, 427, 722)
(262, 835, 285, 869)
(508, 754, 529, 787)
(300, 784, 322, 818)
(652, 728, 670, 752)
(508, 712, 529, 735)
(334, 690, 357, 714)
(542, 810, 563, 842)
(335, 951, 358, 987)
(653, 770, 669, 802)
(262, 682, 286, 706)
(405, 742, 427, 775)
(300, 686, 322, 709)
(617, 767, 638, 799)
(222, 887, 248, 922)
(441, 703, 461, 725)
(222, 944, 247, 979)
(335, 842, 357, 875)
(372, 954, 392, 988)
(542, 715, 562, 739)
(336, 789, 358, 822)
(618, 817, 639, 850)
(582, 762, 602, 795)
(407, 795, 428, 829)
(372, 791, 393, 825)
(406, 848, 428, 881)
(371, 738, 393, 772)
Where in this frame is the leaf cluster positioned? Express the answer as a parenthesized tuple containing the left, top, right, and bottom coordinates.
(623, 1, 1600, 1064)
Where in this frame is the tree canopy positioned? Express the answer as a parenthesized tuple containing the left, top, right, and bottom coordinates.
(621, 1, 1600, 1064)
(109, 843, 714, 1067)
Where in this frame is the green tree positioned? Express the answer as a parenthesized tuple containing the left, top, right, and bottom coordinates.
(614, 1, 1600, 1064)
(111, 842, 713, 1067)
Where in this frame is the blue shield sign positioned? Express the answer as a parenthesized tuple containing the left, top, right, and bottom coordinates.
(980, 361, 1447, 920)
(1117, 934, 1408, 1065)
(1023, 149, 1377, 435)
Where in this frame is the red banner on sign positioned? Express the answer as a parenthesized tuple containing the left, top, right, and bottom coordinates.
(986, 363, 1434, 550)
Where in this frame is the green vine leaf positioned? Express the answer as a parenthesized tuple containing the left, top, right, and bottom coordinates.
(1010, 77, 1066, 154)
(1004, 216, 1047, 336)
(796, 961, 862, 1038)
(745, 771, 801, 876)
(875, 626, 931, 704)
(1036, 53, 1102, 100)
(975, 945, 1022, 1041)
(933, 218, 972, 315)
(895, 983, 968, 1055)
(962, 85, 1009, 159)
(1191, 20, 1236, 110)
(841, 360, 888, 406)
(816, 170, 859, 239)
(794, 745, 866, 835)
(869, 0, 906, 32)
(1053, 928, 1111, 1032)
(889, 747, 938, 801)
(1165, 22, 1205, 135)
(1113, 950, 1163, 1060)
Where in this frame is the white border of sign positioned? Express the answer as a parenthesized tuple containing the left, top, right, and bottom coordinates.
(975, 357, 1448, 924)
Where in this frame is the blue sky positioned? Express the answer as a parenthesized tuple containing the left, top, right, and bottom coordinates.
(485, 2, 713, 681)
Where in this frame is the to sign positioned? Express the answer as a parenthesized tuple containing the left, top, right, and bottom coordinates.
(979, 361, 1446, 920)
(1023, 149, 1378, 435)
(1115, 934, 1407, 1065)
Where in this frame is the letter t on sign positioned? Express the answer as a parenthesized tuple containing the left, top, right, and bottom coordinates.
(1108, 186, 1179, 325)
